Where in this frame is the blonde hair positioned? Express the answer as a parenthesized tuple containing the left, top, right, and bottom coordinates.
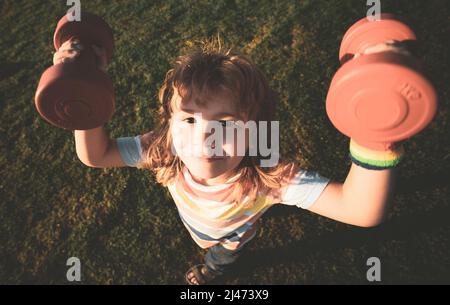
(137, 37, 299, 203)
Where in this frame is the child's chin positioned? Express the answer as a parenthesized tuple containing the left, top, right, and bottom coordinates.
(186, 166, 227, 180)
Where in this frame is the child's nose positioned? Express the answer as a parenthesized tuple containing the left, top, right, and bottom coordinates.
(196, 120, 219, 138)
(195, 121, 225, 155)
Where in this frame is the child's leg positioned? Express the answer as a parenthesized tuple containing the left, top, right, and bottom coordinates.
(204, 243, 246, 276)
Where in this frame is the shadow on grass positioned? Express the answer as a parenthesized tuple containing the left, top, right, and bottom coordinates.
(232, 203, 450, 282)
(228, 169, 450, 283)
(397, 167, 450, 194)
(0, 60, 35, 80)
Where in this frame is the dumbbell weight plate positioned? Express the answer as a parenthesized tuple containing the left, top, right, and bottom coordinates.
(339, 14, 416, 64)
(35, 61, 115, 130)
(54, 11, 114, 64)
(326, 52, 437, 148)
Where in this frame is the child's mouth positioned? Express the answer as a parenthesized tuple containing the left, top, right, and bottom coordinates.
(198, 156, 225, 162)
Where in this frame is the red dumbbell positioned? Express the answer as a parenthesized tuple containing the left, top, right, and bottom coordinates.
(326, 14, 437, 151)
(35, 12, 115, 131)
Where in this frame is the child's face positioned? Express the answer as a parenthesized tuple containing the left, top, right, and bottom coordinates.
(170, 88, 249, 185)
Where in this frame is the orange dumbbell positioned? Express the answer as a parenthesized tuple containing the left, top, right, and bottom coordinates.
(326, 14, 437, 151)
(35, 11, 115, 130)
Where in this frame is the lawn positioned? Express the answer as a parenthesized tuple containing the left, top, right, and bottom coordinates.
(0, 0, 449, 284)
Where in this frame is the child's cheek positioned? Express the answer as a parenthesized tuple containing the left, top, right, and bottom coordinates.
(222, 128, 249, 156)
(171, 122, 189, 156)
(171, 122, 201, 157)
(222, 136, 236, 156)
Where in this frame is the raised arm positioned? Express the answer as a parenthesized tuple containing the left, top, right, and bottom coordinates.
(74, 126, 121, 167)
(307, 164, 396, 227)
(75, 128, 155, 168)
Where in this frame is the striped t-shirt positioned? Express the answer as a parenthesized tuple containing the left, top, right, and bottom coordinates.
(117, 135, 330, 250)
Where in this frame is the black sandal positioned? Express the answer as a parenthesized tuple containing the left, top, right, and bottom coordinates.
(185, 264, 219, 285)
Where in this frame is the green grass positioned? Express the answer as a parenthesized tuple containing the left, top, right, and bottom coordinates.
(1, 0, 449, 284)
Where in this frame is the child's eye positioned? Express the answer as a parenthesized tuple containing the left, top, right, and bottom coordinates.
(183, 117, 196, 124)
(219, 120, 235, 128)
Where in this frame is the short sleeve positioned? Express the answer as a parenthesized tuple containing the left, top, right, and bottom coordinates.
(279, 169, 330, 209)
(116, 135, 143, 167)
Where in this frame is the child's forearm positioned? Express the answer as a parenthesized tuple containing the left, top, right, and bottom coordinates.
(74, 126, 111, 166)
(341, 163, 397, 226)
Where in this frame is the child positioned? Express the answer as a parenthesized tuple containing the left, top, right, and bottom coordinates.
(56, 37, 404, 285)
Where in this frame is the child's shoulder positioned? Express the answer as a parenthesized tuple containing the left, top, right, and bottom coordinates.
(139, 130, 156, 150)
(258, 161, 303, 203)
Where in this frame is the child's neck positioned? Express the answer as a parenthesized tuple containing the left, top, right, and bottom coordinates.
(189, 169, 240, 186)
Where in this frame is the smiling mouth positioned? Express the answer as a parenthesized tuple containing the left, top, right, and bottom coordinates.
(198, 156, 225, 162)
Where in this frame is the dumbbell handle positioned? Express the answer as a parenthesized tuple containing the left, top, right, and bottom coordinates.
(62, 36, 98, 69)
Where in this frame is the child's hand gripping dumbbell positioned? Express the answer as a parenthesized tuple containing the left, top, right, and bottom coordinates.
(53, 37, 108, 72)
